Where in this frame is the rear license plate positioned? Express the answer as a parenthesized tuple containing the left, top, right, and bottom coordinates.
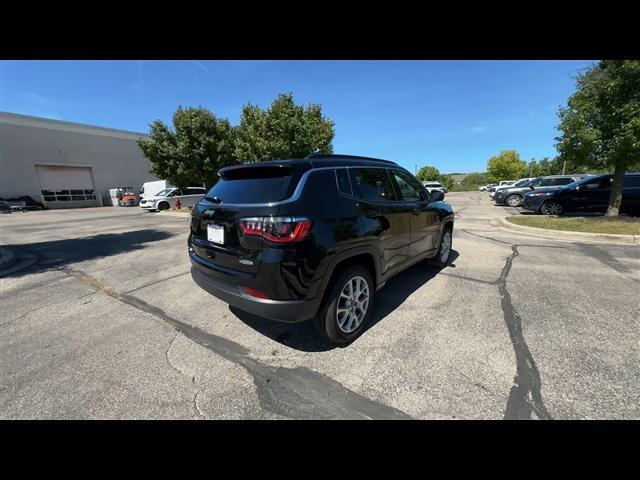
(207, 224, 224, 244)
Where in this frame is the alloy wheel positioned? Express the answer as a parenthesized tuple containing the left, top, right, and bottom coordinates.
(542, 202, 562, 215)
(336, 276, 370, 333)
(506, 195, 521, 207)
(440, 231, 451, 264)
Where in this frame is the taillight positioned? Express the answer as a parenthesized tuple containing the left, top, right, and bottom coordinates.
(239, 217, 312, 243)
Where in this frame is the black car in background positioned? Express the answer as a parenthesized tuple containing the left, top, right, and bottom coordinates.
(494, 175, 592, 207)
(522, 173, 640, 216)
(0, 196, 46, 211)
(188, 154, 454, 344)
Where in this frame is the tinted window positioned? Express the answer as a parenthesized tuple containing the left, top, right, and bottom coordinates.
(184, 188, 205, 195)
(207, 167, 301, 204)
(552, 177, 573, 186)
(624, 176, 640, 188)
(393, 171, 427, 201)
(351, 168, 397, 202)
(335, 169, 352, 195)
(582, 177, 612, 190)
(539, 178, 556, 187)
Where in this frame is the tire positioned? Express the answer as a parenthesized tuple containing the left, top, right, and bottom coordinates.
(429, 226, 452, 268)
(541, 201, 563, 216)
(505, 194, 522, 207)
(313, 265, 375, 344)
(158, 202, 170, 211)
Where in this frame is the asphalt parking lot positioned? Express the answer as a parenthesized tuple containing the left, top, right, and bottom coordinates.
(1, 192, 638, 419)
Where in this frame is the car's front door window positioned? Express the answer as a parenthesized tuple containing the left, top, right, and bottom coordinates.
(391, 171, 428, 202)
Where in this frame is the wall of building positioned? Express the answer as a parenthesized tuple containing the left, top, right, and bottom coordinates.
(0, 112, 159, 207)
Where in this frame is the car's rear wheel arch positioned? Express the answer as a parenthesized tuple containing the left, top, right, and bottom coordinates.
(317, 252, 377, 310)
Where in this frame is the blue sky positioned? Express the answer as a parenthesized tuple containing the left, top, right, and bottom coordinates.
(1, 60, 594, 173)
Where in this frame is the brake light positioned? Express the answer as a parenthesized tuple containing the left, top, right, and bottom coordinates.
(239, 217, 312, 243)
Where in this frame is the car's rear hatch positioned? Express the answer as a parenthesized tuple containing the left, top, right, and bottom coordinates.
(189, 162, 309, 282)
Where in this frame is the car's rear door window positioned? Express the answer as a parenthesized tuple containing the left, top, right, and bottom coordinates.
(551, 177, 573, 186)
(350, 168, 398, 202)
(335, 169, 353, 195)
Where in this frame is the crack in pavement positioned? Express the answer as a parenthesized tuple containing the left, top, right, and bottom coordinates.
(499, 246, 552, 420)
(193, 389, 206, 419)
(62, 266, 412, 420)
(456, 228, 554, 419)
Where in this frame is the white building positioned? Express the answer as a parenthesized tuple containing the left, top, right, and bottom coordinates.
(0, 111, 159, 208)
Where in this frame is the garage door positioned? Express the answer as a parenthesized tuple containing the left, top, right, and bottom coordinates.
(36, 165, 98, 208)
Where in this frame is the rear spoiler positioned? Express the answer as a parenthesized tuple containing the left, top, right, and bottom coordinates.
(218, 162, 308, 179)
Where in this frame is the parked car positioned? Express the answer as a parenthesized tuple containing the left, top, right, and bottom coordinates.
(0, 196, 46, 211)
(422, 181, 447, 195)
(479, 183, 496, 191)
(140, 187, 206, 211)
(522, 173, 640, 216)
(189, 154, 455, 344)
(0, 200, 11, 214)
(494, 175, 592, 207)
(489, 179, 526, 198)
(139, 180, 174, 200)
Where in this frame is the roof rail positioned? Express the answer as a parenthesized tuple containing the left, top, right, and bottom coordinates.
(305, 153, 396, 165)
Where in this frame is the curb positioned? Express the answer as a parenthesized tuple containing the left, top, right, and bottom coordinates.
(496, 217, 640, 245)
(0, 246, 17, 271)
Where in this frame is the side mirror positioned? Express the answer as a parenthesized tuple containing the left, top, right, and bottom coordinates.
(529, 185, 534, 190)
(431, 190, 444, 201)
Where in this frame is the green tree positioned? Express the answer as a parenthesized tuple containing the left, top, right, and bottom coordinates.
(438, 174, 455, 191)
(457, 172, 489, 191)
(556, 60, 640, 216)
(487, 150, 527, 182)
(137, 106, 236, 189)
(416, 165, 441, 182)
(234, 93, 335, 162)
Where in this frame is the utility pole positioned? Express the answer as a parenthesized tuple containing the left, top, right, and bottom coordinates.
(562, 160, 567, 175)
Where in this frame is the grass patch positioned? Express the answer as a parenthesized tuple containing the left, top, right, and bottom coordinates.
(507, 215, 640, 235)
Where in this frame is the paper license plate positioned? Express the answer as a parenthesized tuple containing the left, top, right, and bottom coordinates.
(207, 224, 224, 244)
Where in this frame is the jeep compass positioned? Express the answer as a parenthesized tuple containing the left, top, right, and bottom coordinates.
(189, 154, 455, 344)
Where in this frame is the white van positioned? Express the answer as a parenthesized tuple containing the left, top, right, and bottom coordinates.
(140, 180, 174, 200)
(139, 187, 207, 211)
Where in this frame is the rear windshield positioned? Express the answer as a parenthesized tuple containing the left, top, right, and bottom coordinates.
(207, 166, 301, 204)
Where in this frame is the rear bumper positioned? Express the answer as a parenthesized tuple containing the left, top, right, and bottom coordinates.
(190, 252, 322, 323)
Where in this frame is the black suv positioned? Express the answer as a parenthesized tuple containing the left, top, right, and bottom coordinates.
(188, 154, 454, 343)
(522, 173, 640, 215)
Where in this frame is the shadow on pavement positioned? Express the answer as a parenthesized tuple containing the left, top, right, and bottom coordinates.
(231, 250, 459, 352)
(1, 229, 175, 277)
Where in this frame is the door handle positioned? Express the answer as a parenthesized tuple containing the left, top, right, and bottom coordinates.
(365, 209, 382, 218)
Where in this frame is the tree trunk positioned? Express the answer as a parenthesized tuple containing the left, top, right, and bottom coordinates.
(605, 163, 625, 216)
